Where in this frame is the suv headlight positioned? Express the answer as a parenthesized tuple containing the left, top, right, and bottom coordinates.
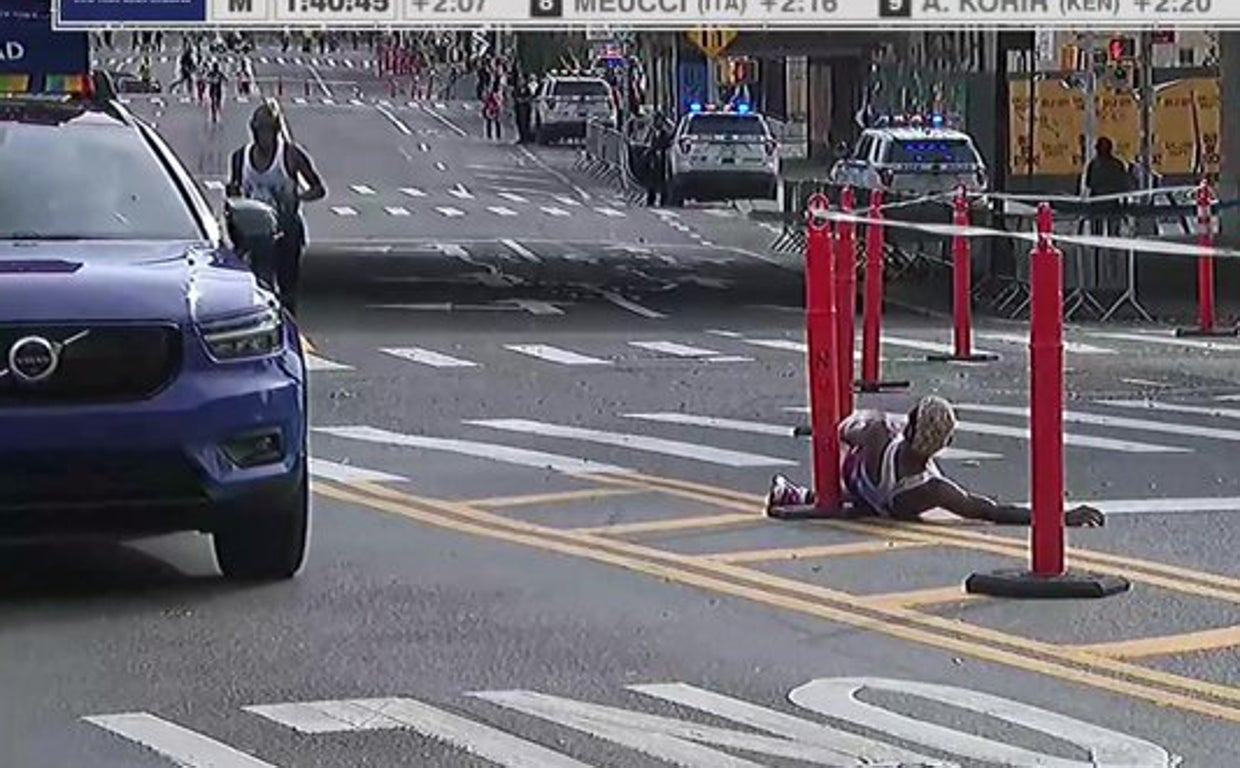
(199, 306, 284, 361)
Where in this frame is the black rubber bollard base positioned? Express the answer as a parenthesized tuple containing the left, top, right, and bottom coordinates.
(1174, 326, 1239, 338)
(926, 352, 1001, 363)
(767, 504, 837, 520)
(965, 569, 1131, 599)
(791, 425, 812, 437)
(856, 379, 911, 392)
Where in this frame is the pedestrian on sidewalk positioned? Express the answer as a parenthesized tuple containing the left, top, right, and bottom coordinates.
(482, 86, 504, 140)
(767, 396, 1105, 527)
(512, 75, 533, 143)
(644, 112, 673, 207)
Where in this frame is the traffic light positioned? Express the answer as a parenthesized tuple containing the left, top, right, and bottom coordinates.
(1108, 36, 1135, 61)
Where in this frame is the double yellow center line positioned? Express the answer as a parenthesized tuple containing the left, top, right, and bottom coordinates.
(315, 475, 1240, 725)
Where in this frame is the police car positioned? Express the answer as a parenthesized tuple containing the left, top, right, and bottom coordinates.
(828, 115, 988, 200)
(666, 103, 780, 207)
(533, 73, 616, 144)
(0, 19, 309, 580)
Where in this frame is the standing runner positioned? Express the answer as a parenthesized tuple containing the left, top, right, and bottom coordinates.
(225, 101, 327, 315)
(205, 60, 226, 123)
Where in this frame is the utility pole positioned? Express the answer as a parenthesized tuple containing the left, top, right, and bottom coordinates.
(1138, 30, 1154, 194)
(1080, 31, 1096, 197)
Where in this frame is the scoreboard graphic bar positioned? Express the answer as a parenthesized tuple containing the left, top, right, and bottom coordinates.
(52, 0, 1240, 28)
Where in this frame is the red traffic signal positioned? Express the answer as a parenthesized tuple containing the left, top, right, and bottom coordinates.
(1108, 36, 1135, 61)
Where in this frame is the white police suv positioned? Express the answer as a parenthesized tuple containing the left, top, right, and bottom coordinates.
(829, 116, 988, 200)
(666, 103, 779, 207)
(533, 74, 616, 144)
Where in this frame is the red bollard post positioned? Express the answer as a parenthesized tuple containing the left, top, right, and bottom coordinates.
(1029, 202, 1066, 577)
(835, 187, 858, 418)
(857, 190, 910, 392)
(928, 187, 999, 363)
(1176, 179, 1237, 337)
(964, 202, 1129, 599)
(805, 193, 842, 515)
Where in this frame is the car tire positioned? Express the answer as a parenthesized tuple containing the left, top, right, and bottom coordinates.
(213, 462, 309, 581)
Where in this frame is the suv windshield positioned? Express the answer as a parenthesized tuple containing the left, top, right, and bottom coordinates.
(885, 138, 978, 165)
(686, 115, 767, 137)
(551, 80, 610, 98)
(0, 120, 202, 240)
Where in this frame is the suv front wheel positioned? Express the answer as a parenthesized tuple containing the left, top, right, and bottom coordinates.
(213, 462, 309, 581)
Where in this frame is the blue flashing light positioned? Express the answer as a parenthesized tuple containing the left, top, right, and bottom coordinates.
(736, 102, 750, 114)
(689, 101, 702, 113)
(930, 114, 945, 128)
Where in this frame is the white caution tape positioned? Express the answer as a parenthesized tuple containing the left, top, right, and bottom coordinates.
(814, 209, 1240, 262)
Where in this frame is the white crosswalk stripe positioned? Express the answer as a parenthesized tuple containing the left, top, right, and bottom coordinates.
(595, 206, 626, 218)
(466, 419, 797, 467)
(314, 425, 630, 474)
(382, 347, 477, 368)
(628, 412, 1000, 461)
(1102, 400, 1240, 420)
(498, 192, 527, 203)
(83, 713, 275, 768)
(350, 184, 376, 195)
(202, 179, 225, 191)
(1090, 331, 1240, 352)
(436, 206, 466, 217)
(956, 402, 1240, 444)
(977, 332, 1115, 355)
(331, 206, 358, 216)
(400, 186, 427, 198)
(488, 205, 519, 217)
(628, 341, 719, 357)
(385, 206, 411, 216)
(541, 206, 571, 217)
(504, 344, 610, 366)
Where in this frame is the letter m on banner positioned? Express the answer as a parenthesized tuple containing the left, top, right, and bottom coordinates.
(228, 0, 252, 12)
(686, 28, 737, 59)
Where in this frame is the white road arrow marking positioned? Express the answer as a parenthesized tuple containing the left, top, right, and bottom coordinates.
(500, 239, 541, 263)
(602, 293, 665, 318)
(246, 698, 591, 768)
(449, 184, 474, 199)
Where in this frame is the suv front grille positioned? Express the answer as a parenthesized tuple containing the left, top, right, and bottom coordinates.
(0, 323, 182, 405)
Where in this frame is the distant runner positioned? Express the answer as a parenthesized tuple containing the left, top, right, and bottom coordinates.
(767, 396, 1106, 527)
(226, 101, 327, 315)
(206, 61, 226, 123)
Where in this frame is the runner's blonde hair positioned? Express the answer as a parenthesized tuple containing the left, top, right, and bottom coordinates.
(911, 396, 956, 456)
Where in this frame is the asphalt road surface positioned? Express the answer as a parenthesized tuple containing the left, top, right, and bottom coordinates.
(5, 40, 1237, 767)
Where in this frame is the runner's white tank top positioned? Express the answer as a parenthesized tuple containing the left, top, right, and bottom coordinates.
(241, 137, 296, 213)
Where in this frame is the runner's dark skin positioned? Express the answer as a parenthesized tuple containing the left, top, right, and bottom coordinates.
(841, 407, 1105, 526)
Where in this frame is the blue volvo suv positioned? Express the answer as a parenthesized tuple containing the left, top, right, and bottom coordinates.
(0, 77, 310, 580)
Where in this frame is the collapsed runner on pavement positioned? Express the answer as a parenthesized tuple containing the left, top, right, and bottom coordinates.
(768, 396, 1107, 527)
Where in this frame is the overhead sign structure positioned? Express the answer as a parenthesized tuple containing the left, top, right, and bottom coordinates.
(50, 0, 1240, 28)
(2, 0, 89, 91)
(686, 27, 737, 58)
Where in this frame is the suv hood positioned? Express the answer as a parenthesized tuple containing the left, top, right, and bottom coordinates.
(0, 240, 264, 324)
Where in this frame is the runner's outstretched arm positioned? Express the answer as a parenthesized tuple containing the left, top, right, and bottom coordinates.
(895, 478, 1104, 527)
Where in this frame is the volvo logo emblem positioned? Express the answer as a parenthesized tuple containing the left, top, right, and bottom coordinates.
(0, 330, 90, 384)
(8, 336, 58, 383)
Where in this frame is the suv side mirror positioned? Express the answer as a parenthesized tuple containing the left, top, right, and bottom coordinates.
(224, 198, 281, 255)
